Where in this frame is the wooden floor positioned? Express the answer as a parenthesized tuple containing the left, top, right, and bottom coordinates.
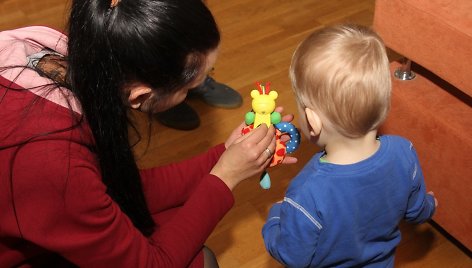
(1, 0, 470, 267)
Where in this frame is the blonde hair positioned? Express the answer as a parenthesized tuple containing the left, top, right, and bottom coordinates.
(290, 24, 391, 138)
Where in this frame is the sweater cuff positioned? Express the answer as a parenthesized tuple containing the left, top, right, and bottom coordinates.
(268, 203, 282, 219)
(213, 143, 226, 156)
(426, 193, 436, 218)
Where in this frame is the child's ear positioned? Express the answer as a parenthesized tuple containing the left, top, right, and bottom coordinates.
(128, 85, 152, 109)
(305, 107, 322, 136)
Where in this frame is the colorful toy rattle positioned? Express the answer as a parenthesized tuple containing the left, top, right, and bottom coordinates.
(242, 82, 301, 189)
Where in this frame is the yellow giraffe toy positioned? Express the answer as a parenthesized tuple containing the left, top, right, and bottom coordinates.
(245, 82, 281, 127)
(242, 82, 300, 189)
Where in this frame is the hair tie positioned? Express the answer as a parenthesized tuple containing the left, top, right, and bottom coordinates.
(110, 0, 120, 8)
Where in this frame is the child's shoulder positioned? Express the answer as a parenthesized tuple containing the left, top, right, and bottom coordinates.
(381, 134, 413, 147)
(380, 134, 419, 158)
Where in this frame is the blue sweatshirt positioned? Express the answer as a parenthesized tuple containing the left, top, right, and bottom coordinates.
(262, 135, 436, 267)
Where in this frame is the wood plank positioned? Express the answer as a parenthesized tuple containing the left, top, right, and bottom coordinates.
(1, 0, 470, 267)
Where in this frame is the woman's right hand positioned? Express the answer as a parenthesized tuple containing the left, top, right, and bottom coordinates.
(211, 124, 276, 190)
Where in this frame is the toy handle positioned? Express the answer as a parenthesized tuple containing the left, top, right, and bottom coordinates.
(274, 122, 300, 153)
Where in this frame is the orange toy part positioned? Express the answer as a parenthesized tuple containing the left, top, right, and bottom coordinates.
(241, 124, 286, 167)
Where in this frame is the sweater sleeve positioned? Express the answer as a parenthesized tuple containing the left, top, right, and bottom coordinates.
(13, 139, 233, 268)
(262, 195, 322, 267)
(404, 145, 436, 223)
(139, 143, 227, 214)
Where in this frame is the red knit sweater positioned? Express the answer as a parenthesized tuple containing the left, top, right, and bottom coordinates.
(0, 27, 234, 267)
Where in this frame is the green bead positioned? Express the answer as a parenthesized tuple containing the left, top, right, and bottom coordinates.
(271, 112, 281, 124)
(245, 112, 255, 125)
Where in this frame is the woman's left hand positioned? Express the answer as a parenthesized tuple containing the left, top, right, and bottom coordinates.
(225, 106, 294, 148)
(225, 106, 298, 165)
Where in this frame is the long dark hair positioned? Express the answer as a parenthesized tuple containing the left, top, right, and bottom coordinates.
(66, 0, 220, 236)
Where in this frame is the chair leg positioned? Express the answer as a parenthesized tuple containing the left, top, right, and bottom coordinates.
(394, 58, 416, 80)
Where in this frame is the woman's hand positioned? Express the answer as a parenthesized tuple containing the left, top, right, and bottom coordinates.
(215, 106, 300, 189)
(224, 106, 295, 149)
(224, 121, 246, 149)
(212, 124, 276, 190)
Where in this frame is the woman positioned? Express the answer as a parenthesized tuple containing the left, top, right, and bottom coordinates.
(0, 0, 295, 267)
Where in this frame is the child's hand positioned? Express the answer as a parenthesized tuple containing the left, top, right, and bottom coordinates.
(428, 191, 438, 208)
(274, 106, 294, 123)
(274, 106, 298, 164)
